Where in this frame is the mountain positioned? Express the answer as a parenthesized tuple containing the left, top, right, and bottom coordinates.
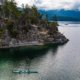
(38, 9, 80, 21)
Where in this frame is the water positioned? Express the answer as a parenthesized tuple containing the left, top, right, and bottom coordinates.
(0, 21, 80, 80)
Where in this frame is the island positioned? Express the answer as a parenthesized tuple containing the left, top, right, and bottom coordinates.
(0, 0, 69, 48)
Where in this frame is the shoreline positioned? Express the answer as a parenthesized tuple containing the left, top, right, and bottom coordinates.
(0, 35, 69, 49)
(0, 1, 69, 49)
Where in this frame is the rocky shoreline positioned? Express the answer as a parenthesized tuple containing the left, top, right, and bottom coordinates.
(0, 17, 69, 49)
(0, 18, 69, 49)
(0, 1, 69, 49)
(0, 28, 69, 49)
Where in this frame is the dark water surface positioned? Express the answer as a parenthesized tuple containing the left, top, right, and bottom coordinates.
(0, 21, 80, 80)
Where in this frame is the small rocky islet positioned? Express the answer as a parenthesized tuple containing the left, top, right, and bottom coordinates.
(0, 0, 68, 48)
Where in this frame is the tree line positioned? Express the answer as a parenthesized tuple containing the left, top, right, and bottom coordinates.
(0, 0, 58, 38)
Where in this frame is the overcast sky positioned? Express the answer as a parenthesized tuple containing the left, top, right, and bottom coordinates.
(15, 0, 80, 10)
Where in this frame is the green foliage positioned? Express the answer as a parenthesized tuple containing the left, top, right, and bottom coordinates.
(23, 5, 32, 24)
(20, 5, 42, 25)
(22, 25, 29, 33)
(0, 28, 5, 38)
(49, 22, 58, 34)
(49, 15, 59, 33)
(6, 20, 18, 38)
(50, 21, 58, 26)
(0, 0, 59, 39)
(11, 29, 19, 38)
(0, 5, 2, 17)
(27, 5, 41, 24)
(2, 0, 21, 19)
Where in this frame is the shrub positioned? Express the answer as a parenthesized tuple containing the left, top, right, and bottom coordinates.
(49, 22, 58, 34)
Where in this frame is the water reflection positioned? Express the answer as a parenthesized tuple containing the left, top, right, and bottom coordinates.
(1, 22, 80, 80)
(0, 45, 59, 80)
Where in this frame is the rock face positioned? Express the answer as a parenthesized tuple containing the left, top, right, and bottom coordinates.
(0, 0, 69, 48)
(0, 24, 69, 48)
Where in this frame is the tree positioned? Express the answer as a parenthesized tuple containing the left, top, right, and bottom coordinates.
(49, 15, 58, 34)
(6, 20, 18, 38)
(30, 5, 41, 24)
(0, 5, 2, 18)
(0, 28, 5, 38)
(23, 4, 31, 24)
(49, 22, 58, 35)
(2, 0, 20, 19)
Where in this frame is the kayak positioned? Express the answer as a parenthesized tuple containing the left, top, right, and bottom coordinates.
(12, 70, 38, 74)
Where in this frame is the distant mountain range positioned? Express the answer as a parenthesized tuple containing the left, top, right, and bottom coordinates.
(38, 9, 80, 21)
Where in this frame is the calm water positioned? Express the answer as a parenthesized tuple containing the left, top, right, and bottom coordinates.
(0, 21, 80, 80)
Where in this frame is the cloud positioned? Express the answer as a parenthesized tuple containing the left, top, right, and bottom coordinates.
(16, 0, 35, 6)
(15, 0, 80, 10)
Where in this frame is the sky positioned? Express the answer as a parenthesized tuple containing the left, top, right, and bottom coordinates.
(15, 0, 80, 10)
